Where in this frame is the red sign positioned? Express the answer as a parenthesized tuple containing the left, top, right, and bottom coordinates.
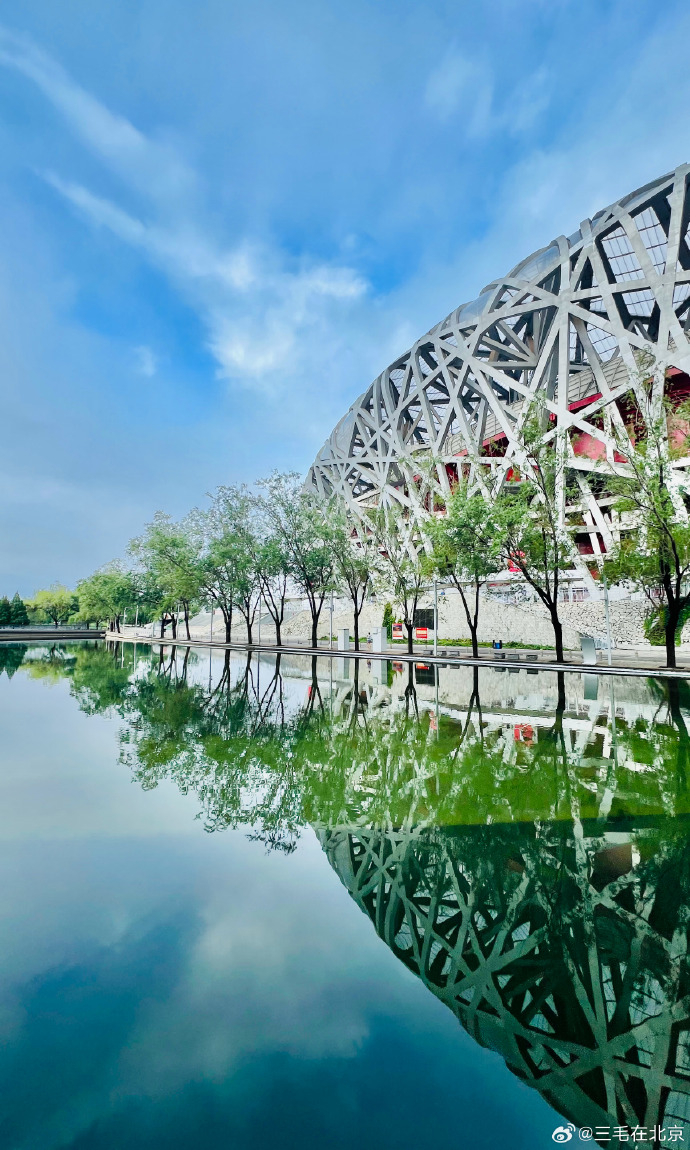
(392, 623, 403, 639)
(415, 627, 428, 641)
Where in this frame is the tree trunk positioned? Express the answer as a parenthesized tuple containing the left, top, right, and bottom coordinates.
(160, 614, 166, 638)
(665, 603, 679, 669)
(471, 583, 482, 660)
(353, 610, 360, 652)
(456, 581, 480, 660)
(171, 615, 177, 639)
(311, 615, 319, 648)
(406, 621, 413, 654)
(275, 620, 281, 646)
(246, 617, 253, 645)
(469, 622, 479, 660)
(184, 604, 190, 640)
(550, 608, 564, 663)
(225, 614, 232, 643)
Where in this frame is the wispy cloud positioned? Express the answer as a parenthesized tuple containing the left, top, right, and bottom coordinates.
(423, 47, 551, 142)
(0, 25, 193, 202)
(44, 169, 367, 388)
(424, 51, 493, 135)
(2, 28, 367, 393)
(134, 345, 157, 378)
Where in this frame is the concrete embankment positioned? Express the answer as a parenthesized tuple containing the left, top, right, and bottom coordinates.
(104, 630, 690, 680)
(0, 628, 104, 642)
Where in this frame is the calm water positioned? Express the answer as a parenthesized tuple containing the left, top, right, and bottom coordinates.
(1, 642, 689, 1150)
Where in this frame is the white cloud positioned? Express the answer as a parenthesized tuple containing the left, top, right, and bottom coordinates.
(424, 48, 552, 143)
(0, 25, 193, 203)
(424, 51, 493, 135)
(43, 167, 367, 391)
(135, 345, 157, 377)
(206, 259, 367, 385)
(43, 172, 149, 246)
(0, 32, 370, 397)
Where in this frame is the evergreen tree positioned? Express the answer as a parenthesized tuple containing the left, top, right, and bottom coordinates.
(382, 602, 395, 640)
(0, 596, 11, 626)
(10, 593, 29, 626)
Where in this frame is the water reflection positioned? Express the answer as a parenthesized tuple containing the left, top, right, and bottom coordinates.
(324, 821, 690, 1141)
(9, 640, 690, 1145)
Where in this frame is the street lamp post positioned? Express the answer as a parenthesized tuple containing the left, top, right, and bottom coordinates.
(602, 572, 613, 667)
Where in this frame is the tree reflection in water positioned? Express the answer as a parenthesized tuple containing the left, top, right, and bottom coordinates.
(13, 639, 690, 1145)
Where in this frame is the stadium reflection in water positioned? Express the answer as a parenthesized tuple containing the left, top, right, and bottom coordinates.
(14, 640, 690, 1147)
(318, 658, 690, 1145)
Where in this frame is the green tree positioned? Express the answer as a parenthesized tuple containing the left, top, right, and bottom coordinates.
(259, 473, 334, 648)
(382, 602, 394, 640)
(329, 508, 373, 650)
(29, 584, 77, 627)
(368, 503, 428, 653)
(9, 593, 29, 626)
(428, 482, 502, 658)
(206, 486, 262, 644)
(0, 596, 11, 626)
(255, 535, 290, 646)
(493, 411, 573, 662)
(603, 378, 690, 669)
(130, 512, 203, 639)
(76, 566, 138, 632)
(185, 502, 246, 644)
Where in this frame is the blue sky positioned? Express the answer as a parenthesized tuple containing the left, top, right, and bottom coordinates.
(1, 0, 690, 592)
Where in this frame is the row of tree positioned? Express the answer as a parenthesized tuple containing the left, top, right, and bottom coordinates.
(74, 473, 370, 648)
(66, 462, 565, 658)
(26, 367, 690, 668)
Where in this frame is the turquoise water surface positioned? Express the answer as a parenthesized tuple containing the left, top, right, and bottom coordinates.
(1, 640, 689, 1150)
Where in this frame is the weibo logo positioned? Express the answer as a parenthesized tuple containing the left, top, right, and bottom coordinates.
(552, 1125, 576, 1143)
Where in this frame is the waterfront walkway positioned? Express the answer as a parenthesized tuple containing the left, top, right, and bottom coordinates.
(0, 627, 105, 641)
(105, 629, 690, 680)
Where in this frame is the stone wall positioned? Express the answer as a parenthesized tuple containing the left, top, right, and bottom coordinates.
(185, 589, 668, 651)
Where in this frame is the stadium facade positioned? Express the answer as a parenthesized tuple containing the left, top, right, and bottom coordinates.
(308, 165, 690, 582)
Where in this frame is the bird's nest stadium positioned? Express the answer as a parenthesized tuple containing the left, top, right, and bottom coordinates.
(307, 164, 690, 583)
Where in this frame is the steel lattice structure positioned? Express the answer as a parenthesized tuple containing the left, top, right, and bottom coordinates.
(321, 821, 690, 1146)
(308, 164, 690, 570)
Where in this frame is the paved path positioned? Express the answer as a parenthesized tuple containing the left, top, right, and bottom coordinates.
(105, 630, 690, 681)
